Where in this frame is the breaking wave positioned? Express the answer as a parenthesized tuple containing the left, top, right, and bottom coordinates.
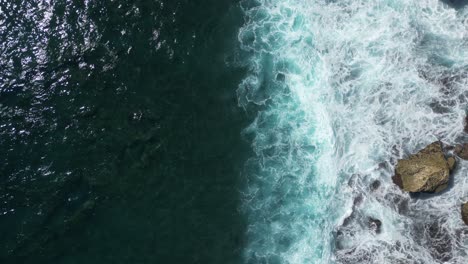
(237, 0, 468, 263)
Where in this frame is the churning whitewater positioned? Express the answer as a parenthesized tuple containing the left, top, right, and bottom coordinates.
(237, 0, 468, 263)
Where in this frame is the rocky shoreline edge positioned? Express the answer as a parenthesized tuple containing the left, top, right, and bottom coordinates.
(391, 119, 468, 225)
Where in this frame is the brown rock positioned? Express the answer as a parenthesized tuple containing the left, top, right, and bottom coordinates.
(435, 183, 448, 193)
(394, 142, 452, 193)
(447, 157, 456, 170)
(392, 174, 403, 189)
(462, 203, 468, 225)
(455, 144, 468, 160)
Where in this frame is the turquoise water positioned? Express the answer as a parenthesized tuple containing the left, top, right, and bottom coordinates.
(1, 0, 468, 263)
(238, 0, 468, 263)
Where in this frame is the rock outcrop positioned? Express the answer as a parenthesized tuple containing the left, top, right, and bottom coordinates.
(447, 156, 456, 170)
(462, 203, 468, 225)
(454, 143, 468, 160)
(392, 142, 455, 193)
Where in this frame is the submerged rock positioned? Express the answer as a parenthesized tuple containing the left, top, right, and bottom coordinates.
(368, 217, 382, 234)
(276, 73, 285, 82)
(462, 203, 468, 225)
(384, 193, 409, 214)
(353, 195, 363, 207)
(370, 180, 381, 191)
(464, 115, 468, 133)
(454, 144, 468, 160)
(392, 142, 454, 193)
(422, 220, 454, 262)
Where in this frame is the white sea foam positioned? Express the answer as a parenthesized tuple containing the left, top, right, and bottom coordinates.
(238, 0, 468, 263)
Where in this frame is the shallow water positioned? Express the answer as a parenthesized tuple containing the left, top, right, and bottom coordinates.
(238, 0, 468, 263)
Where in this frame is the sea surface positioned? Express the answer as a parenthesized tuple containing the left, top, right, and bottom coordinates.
(0, 1, 249, 263)
(1, 0, 468, 264)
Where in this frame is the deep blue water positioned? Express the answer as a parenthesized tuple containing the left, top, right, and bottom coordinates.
(1, 1, 250, 263)
(2, 0, 468, 264)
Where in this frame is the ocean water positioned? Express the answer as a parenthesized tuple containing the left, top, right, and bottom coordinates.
(238, 0, 468, 263)
(1, 0, 468, 263)
(0, 1, 249, 263)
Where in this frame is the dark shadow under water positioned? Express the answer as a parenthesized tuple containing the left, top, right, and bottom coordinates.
(0, 1, 250, 263)
(441, 0, 468, 8)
